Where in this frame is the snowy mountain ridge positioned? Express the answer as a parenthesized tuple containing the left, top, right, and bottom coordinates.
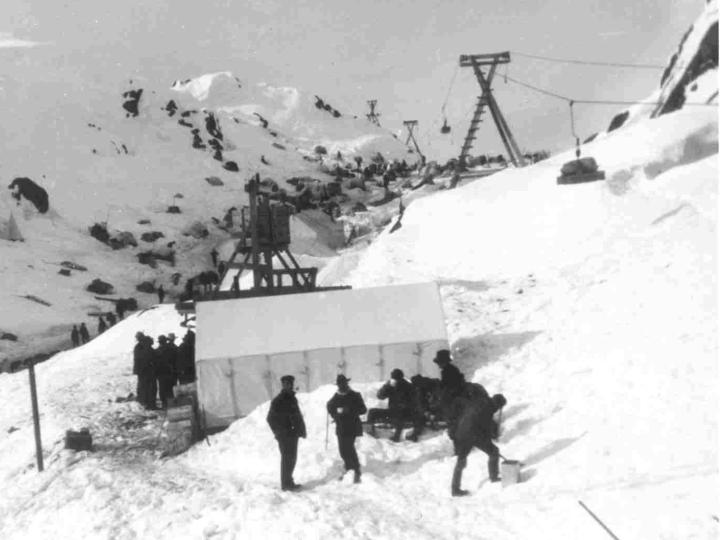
(0, 68, 415, 367)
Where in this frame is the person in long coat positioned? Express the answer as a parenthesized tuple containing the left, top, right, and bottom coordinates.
(154, 335, 176, 409)
(327, 374, 367, 483)
(451, 394, 506, 496)
(133, 332, 145, 401)
(70, 325, 80, 347)
(267, 375, 307, 491)
(79, 322, 90, 344)
(137, 335, 158, 410)
(97, 316, 107, 335)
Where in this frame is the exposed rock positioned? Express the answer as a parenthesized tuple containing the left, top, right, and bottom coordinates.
(8, 177, 49, 214)
(86, 279, 114, 295)
(608, 110, 630, 132)
(272, 142, 286, 150)
(109, 231, 138, 250)
(205, 112, 223, 140)
(163, 100, 178, 117)
(223, 161, 239, 172)
(205, 176, 224, 186)
(136, 281, 156, 294)
(122, 88, 143, 117)
(89, 223, 110, 244)
(314, 145, 328, 155)
(58, 268, 71, 276)
(1, 332, 18, 341)
(141, 231, 165, 242)
(20, 294, 52, 306)
(60, 261, 88, 271)
(167, 206, 181, 214)
(182, 221, 209, 239)
(138, 219, 151, 225)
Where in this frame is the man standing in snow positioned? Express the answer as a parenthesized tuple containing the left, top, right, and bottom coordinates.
(157, 285, 165, 304)
(154, 335, 176, 409)
(451, 394, 506, 496)
(133, 332, 145, 401)
(79, 322, 90, 344)
(70, 325, 80, 347)
(210, 248, 219, 267)
(376, 368, 423, 442)
(267, 375, 307, 491)
(97, 315, 107, 335)
(327, 374, 367, 483)
(434, 349, 467, 440)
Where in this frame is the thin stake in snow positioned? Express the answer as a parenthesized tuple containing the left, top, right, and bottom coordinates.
(578, 500, 620, 540)
(28, 362, 44, 472)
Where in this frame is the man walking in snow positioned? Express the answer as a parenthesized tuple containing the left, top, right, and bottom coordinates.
(451, 394, 506, 496)
(79, 322, 90, 344)
(70, 325, 80, 347)
(327, 374, 367, 483)
(267, 375, 307, 491)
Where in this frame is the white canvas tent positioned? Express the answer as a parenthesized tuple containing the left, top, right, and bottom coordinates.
(195, 282, 449, 429)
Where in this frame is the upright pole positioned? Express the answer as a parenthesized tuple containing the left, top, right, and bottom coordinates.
(248, 174, 261, 289)
(28, 362, 44, 472)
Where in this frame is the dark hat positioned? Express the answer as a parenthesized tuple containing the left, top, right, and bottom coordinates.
(492, 394, 507, 409)
(390, 368, 404, 380)
(135, 331, 144, 340)
(158, 335, 167, 343)
(280, 375, 295, 385)
(336, 374, 350, 385)
(433, 349, 452, 364)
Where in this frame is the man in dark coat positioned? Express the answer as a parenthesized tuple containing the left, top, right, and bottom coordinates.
(157, 285, 165, 304)
(434, 349, 467, 440)
(116, 301, 126, 320)
(133, 332, 145, 401)
(177, 330, 196, 384)
(327, 374, 367, 483)
(79, 322, 90, 344)
(210, 248, 219, 267)
(376, 368, 423, 442)
(135, 334, 158, 409)
(154, 335, 176, 409)
(97, 316, 107, 334)
(451, 394, 507, 496)
(267, 375, 307, 491)
(71, 325, 80, 347)
(106, 312, 117, 326)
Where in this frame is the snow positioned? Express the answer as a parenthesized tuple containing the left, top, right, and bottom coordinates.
(0, 2, 718, 539)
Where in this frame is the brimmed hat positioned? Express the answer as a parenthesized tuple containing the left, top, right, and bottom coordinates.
(336, 374, 351, 385)
(433, 349, 452, 364)
(280, 375, 295, 385)
(390, 368, 404, 380)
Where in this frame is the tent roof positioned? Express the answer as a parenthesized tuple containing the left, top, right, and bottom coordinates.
(196, 282, 447, 360)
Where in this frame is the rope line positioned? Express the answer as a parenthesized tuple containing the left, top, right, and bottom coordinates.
(504, 74, 718, 107)
(511, 50, 666, 70)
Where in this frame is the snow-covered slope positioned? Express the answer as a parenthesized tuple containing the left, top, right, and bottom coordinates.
(0, 101, 716, 539)
(0, 69, 415, 366)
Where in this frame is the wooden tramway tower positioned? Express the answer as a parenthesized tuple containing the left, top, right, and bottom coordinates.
(366, 99, 381, 126)
(458, 52, 526, 168)
(403, 120, 424, 158)
(210, 174, 348, 300)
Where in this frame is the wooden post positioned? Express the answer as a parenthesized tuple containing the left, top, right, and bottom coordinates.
(248, 174, 261, 289)
(28, 362, 44, 472)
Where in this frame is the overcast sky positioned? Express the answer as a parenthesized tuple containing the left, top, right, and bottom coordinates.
(2, 0, 704, 160)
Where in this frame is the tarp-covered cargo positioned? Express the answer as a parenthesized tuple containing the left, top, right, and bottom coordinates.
(196, 282, 448, 429)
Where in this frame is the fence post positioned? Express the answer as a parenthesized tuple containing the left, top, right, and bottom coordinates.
(28, 362, 44, 472)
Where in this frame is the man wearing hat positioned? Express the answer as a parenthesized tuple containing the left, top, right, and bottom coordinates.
(267, 375, 307, 491)
(326, 374, 367, 483)
(132, 332, 145, 402)
(376, 368, 423, 442)
(433, 349, 466, 395)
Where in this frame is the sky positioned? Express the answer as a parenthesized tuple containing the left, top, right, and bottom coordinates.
(0, 0, 706, 161)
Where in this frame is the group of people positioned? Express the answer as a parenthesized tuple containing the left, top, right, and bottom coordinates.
(132, 329, 196, 410)
(70, 323, 90, 347)
(267, 373, 367, 491)
(266, 349, 506, 496)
